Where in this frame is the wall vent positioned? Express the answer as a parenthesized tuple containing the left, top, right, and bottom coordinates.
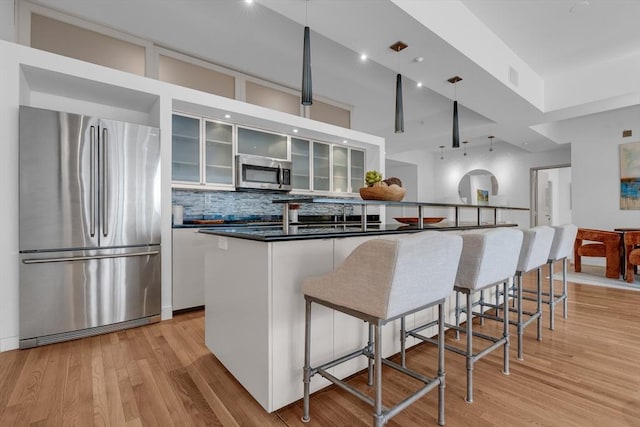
(509, 66, 519, 87)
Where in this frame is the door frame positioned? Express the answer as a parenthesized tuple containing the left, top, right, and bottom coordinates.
(530, 163, 571, 227)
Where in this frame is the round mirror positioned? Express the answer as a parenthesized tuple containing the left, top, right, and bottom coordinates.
(458, 169, 499, 204)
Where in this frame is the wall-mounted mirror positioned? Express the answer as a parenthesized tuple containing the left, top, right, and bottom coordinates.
(458, 169, 499, 204)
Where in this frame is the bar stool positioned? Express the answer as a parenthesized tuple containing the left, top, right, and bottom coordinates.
(405, 228, 523, 403)
(543, 224, 578, 330)
(511, 226, 555, 360)
(301, 232, 463, 426)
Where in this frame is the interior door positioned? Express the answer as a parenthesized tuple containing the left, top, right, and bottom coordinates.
(99, 119, 161, 248)
(536, 170, 553, 226)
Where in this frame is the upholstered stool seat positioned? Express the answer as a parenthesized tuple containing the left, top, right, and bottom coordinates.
(403, 228, 523, 403)
(301, 232, 463, 426)
(574, 228, 621, 279)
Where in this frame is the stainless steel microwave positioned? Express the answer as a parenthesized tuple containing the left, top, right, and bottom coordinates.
(235, 154, 292, 191)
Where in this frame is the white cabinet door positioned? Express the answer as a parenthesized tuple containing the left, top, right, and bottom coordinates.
(172, 228, 205, 311)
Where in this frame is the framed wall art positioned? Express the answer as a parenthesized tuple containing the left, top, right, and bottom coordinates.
(620, 141, 640, 209)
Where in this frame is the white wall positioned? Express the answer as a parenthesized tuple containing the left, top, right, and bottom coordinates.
(430, 142, 572, 227)
(0, 0, 16, 42)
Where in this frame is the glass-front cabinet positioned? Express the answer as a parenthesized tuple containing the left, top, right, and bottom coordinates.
(172, 114, 201, 183)
(291, 137, 311, 190)
(172, 113, 233, 187)
(237, 127, 288, 160)
(332, 146, 348, 193)
(350, 148, 365, 192)
(313, 141, 331, 192)
(205, 121, 233, 185)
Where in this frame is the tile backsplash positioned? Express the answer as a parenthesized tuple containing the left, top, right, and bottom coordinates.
(172, 189, 356, 221)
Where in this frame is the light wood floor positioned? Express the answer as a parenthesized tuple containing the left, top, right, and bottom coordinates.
(1, 271, 639, 426)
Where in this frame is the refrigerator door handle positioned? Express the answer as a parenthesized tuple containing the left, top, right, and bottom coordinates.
(101, 127, 109, 238)
(90, 126, 97, 237)
(22, 250, 160, 264)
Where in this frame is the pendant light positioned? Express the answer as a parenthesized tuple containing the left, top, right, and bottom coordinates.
(448, 76, 463, 148)
(439, 145, 445, 160)
(301, 1, 312, 106)
(462, 140, 468, 156)
(390, 41, 408, 134)
(488, 135, 495, 152)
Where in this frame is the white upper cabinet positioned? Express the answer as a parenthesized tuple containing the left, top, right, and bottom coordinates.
(291, 137, 311, 190)
(350, 148, 365, 192)
(172, 114, 201, 183)
(313, 141, 331, 192)
(237, 127, 288, 160)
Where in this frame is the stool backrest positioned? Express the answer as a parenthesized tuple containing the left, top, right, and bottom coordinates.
(455, 228, 523, 290)
(386, 231, 463, 318)
(517, 226, 555, 273)
(548, 224, 578, 261)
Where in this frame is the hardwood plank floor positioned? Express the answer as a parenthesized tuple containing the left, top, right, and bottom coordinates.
(0, 271, 638, 426)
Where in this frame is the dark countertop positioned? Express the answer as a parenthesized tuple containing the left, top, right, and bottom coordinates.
(173, 215, 380, 229)
(198, 222, 519, 242)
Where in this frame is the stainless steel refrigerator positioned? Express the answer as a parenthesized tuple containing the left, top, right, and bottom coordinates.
(18, 106, 161, 349)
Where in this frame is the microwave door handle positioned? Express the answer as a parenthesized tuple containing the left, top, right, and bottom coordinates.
(277, 164, 283, 189)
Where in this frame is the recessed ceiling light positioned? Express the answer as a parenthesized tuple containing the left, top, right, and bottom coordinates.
(224, 114, 231, 119)
(414, 56, 424, 63)
(293, 129, 299, 133)
(360, 53, 367, 61)
(342, 140, 348, 144)
(417, 82, 423, 88)
(245, 0, 253, 4)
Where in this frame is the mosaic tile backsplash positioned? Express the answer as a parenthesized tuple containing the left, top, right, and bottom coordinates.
(172, 189, 357, 221)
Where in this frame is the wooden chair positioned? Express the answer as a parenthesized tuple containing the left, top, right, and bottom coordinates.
(624, 231, 640, 283)
(573, 228, 621, 279)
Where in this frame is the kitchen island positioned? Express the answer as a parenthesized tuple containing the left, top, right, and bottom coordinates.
(200, 220, 521, 412)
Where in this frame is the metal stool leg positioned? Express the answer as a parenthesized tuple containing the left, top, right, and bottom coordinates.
(494, 284, 500, 317)
(465, 292, 474, 403)
(400, 316, 406, 368)
(437, 302, 445, 426)
(549, 261, 555, 330)
(562, 258, 568, 319)
(302, 299, 312, 423)
(479, 290, 485, 325)
(455, 291, 461, 340)
(503, 280, 510, 375)
(368, 323, 374, 386)
(536, 267, 542, 341)
(516, 273, 524, 360)
(373, 323, 384, 427)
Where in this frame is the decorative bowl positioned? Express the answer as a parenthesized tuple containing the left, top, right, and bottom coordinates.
(359, 186, 406, 201)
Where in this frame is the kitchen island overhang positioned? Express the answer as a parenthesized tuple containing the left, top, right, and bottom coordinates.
(199, 223, 519, 412)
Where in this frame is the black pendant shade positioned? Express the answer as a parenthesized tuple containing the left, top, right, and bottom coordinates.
(301, 26, 312, 106)
(452, 100, 460, 148)
(395, 73, 404, 133)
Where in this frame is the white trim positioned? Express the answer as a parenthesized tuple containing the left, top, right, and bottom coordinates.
(0, 336, 19, 352)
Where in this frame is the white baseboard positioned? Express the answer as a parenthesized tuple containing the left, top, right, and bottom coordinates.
(0, 336, 19, 352)
(161, 305, 173, 321)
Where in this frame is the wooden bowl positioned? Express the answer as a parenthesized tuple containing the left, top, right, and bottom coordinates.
(359, 185, 406, 201)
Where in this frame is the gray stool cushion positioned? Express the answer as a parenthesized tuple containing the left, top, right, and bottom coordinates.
(302, 231, 463, 320)
(455, 228, 523, 291)
(548, 224, 578, 261)
(517, 226, 555, 273)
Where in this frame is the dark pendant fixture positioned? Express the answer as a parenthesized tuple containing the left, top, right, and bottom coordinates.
(301, 25, 312, 106)
(439, 145, 445, 160)
(395, 73, 404, 133)
(390, 41, 408, 134)
(462, 140, 468, 156)
(488, 135, 495, 152)
(448, 76, 463, 148)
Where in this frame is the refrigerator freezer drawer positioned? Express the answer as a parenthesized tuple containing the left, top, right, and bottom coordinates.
(19, 246, 161, 345)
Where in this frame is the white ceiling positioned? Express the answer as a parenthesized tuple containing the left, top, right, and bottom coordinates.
(29, 0, 640, 156)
